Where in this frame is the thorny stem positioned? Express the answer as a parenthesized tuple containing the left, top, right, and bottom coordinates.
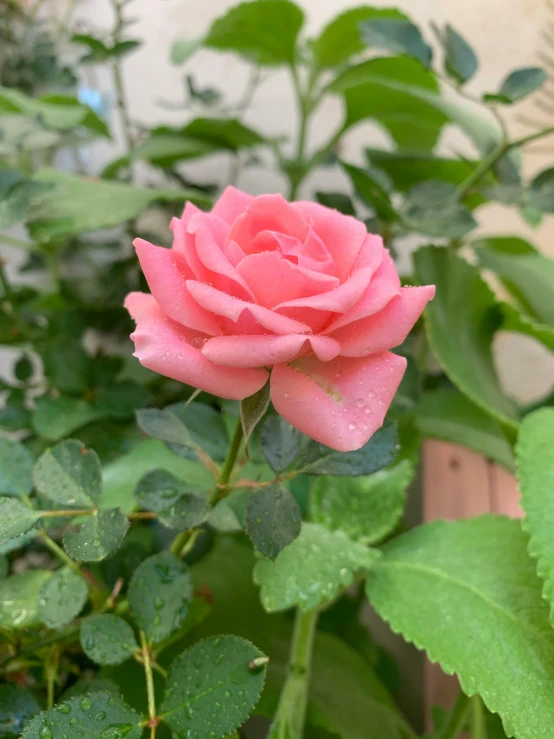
(140, 632, 159, 739)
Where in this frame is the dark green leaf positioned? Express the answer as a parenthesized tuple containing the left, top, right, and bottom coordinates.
(208, 489, 251, 533)
(170, 38, 202, 65)
(128, 552, 193, 643)
(134, 469, 191, 511)
(0, 556, 7, 579)
(204, 0, 304, 66)
(366, 516, 554, 739)
(0, 438, 33, 496)
(310, 460, 414, 545)
(261, 415, 301, 473)
(33, 439, 102, 509)
(315, 192, 356, 215)
(489, 67, 547, 103)
(0, 570, 51, 628)
(132, 134, 216, 165)
(297, 424, 398, 476)
(473, 236, 554, 326)
(312, 7, 408, 69)
(403, 180, 477, 238)
(443, 24, 478, 83)
(340, 161, 397, 222)
(517, 409, 554, 620)
(413, 246, 518, 426)
(111, 40, 141, 58)
(32, 397, 105, 442)
(71, 33, 110, 55)
(416, 390, 515, 471)
(21, 693, 142, 739)
(14, 355, 32, 382)
(0, 684, 41, 738)
(64, 508, 129, 562)
(245, 484, 302, 559)
(161, 635, 267, 739)
(255, 523, 380, 612)
(500, 302, 554, 352)
(157, 494, 211, 531)
(0, 498, 41, 546)
(81, 614, 139, 665)
(95, 381, 149, 421)
(43, 337, 90, 395)
(28, 169, 210, 240)
(166, 402, 229, 461)
(136, 407, 192, 446)
(241, 382, 270, 444)
(0, 392, 32, 432)
(181, 117, 264, 151)
(360, 18, 432, 68)
(529, 167, 554, 213)
(38, 566, 88, 628)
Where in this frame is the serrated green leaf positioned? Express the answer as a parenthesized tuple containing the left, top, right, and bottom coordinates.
(129, 552, 193, 643)
(134, 469, 210, 531)
(473, 236, 554, 327)
(517, 409, 554, 622)
(0, 570, 51, 628)
(21, 692, 143, 739)
(38, 567, 88, 628)
(165, 401, 229, 461)
(43, 337, 90, 395)
(261, 416, 301, 473)
(209, 489, 251, 533)
(297, 424, 397, 476)
(0, 683, 41, 738)
(32, 397, 105, 442)
(63, 508, 129, 562)
(310, 461, 414, 545)
(403, 180, 477, 238)
(161, 635, 267, 739)
(158, 493, 211, 532)
(0, 438, 34, 497)
(0, 498, 40, 546)
(366, 516, 554, 739)
(254, 523, 380, 612)
(170, 38, 202, 65)
(500, 302, 554, 352)
(413, 246, 518, 426)
(204, 0, 304, 66)
(360, 18, 432, 68)
(312, 7, 408, 69)
(443, 24, 478, 83)
(315, 191, 356, 215)
(81, 614, 139, 665)
(340, 161, 397, 222)
(528, 167, 554, 214)
(245, 485, 301, 559)
(241, 382, 270, 444)
(94, 381, 149, 421)
(416, 390, 515, 471)
(33, 440, 102, 509)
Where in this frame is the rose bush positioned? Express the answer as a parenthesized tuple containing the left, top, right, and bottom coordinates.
(125, 187, 434, 451)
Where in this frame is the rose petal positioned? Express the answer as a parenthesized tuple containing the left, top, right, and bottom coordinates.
(237, 252, 339, 309)
(331, 286, 436, 356)
(202, 334, 341, 368)
(186, 281, 312, 335)
(275, 267, 374, 314)
(129, 300, 268, 400)
(171, 216, 206, 280)
(133, 238, 221, 335)
(349, 233, 386, 272)
(292, 201, 367, 280)
(124, 292, 156, 321)
(228, 194, 308, 255)
(211, 186, 254, 224)
(325, 250, 400, 333)
(187, 215, 254, 300)
(271, 352, 407, 452)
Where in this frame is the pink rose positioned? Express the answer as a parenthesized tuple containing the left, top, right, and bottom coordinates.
(125, 188, 434, 452)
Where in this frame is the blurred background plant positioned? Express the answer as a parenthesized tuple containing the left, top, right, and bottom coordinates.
(1, 2, 554, 739)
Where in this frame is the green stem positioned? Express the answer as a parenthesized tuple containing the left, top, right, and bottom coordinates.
(110, 0, 135, 179)
(0, 262, 12, 300)
(510, 125, 554, 148)
(268, 608, 318, 739)
(471, 696, 486, 739)
(219, 417, 244, 489)
(38, 531, 80, 572)
(0, 234, 38, 251)
(140, 631, 158, 739)
(44, 649, 60, 708)
(436, 691, 471, 739)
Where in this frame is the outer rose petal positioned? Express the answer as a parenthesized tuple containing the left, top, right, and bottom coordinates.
(186, 281, 312, 335)
(292, 201, 367, 280)
(237, 252, 338, 309)
(211, 186, 254, 224)
(133, 239, 221, 335)
(129, 300, 268, 400)
(124, 292, 156, 321)
(171, 216, 206, 280)
(271, 352, 407, 452)
(324, 250, 400, 333)
(331, 285, 436, 356)
(202, 334, 341, 368)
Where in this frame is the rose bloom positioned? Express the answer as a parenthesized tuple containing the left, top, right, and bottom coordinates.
(125, 188, 434, 452)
